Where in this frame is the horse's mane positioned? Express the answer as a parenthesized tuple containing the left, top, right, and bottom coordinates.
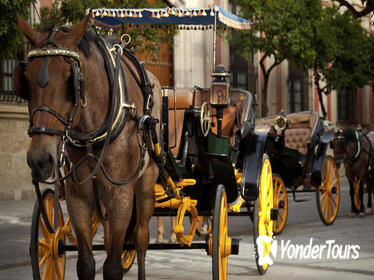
(343, 128, 358, 142)
(40, 25, 99, 58)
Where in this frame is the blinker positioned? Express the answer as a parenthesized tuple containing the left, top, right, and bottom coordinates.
(37, 56, 50, 88)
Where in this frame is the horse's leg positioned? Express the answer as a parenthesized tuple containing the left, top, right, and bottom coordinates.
(103, 186, 134, 280)
(66, 191, 96, 279)
(348, 179, 357, 216)
(134, 163, 158, 280)
(367, 174, 374, 214)
(359, 181, 365, 216)
(366, 175, 373, 214)
(156, 216, 165, 243)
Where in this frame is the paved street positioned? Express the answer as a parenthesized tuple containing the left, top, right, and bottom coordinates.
(0, 175, 373, 280)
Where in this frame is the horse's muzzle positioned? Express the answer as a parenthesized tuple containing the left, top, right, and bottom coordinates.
(27, 148, 56, 182)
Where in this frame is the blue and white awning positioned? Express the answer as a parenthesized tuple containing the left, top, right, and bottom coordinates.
(87, 5, 251, 30)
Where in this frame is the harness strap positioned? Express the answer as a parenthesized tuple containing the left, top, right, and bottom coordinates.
(362, 132, 374, 172)
(37, 26, 59, 88)
(122, 48, 154, 114)
(76, 46, 122, 185)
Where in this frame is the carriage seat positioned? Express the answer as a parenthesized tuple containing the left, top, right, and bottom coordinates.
(163, 88, 195, 109)
(162, 88, 195, 157)
(257, 111, 319, 155)
(163, 88, 253, 156)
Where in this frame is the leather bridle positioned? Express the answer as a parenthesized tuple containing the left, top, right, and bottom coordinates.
(27, 26, 85, 143)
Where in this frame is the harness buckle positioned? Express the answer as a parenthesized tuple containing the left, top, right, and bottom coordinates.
(145, 95, 152, 112)
(122, 103, 137, 119)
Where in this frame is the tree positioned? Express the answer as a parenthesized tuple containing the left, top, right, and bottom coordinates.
(38, 0, 174, 53)
(334, 0, 374, 18)
(233, 0, 322, 117)
(322, 11, 374, 96)
(0, 0, 37, 58)
(301, 8, 374, 117)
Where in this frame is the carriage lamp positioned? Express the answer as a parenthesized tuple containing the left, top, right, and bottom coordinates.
(210, 65, 230, 107)
(274, 109, 288, 131)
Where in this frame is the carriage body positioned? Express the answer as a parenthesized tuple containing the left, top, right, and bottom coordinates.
(157, 87, 255, 208)
(257, 111, 340, 234)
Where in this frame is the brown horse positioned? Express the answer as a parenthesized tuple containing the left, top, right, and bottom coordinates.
(332, 128, 374, 216)
(16, 15, 161, 279)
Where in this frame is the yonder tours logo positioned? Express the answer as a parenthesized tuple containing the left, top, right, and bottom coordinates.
(256, 237, 360, 266)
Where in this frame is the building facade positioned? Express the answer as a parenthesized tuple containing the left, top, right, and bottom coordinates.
(257, 0, 373, 129)
(0, 0, 371, 199)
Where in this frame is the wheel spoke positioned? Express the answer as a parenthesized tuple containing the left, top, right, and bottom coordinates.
(322, 195, 327, 213)
(46, 199, 54, 227)
(331, 196, 336, 208)
(54, 259, 63, 280)
(319, 192, 327, 202)
(326, 197, 331, 220)
(39, 251, 50, 269)
(42, 258, 51, 280)
(39, 219, 51, 241)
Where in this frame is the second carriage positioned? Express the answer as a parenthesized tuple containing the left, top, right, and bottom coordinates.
(257, 110, 340, 234)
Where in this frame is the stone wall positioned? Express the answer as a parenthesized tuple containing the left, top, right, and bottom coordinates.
(0, 104, 33, 200)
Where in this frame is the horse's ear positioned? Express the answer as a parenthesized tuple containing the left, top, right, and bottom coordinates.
(16, 14, 39, 46)
(70, 16, 89, 46)
(14, 61, 29, 100)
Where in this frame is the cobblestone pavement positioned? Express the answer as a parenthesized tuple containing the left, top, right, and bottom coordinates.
(0, 176, 373, 279)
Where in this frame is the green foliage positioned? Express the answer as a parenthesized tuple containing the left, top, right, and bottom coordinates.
(38, 0, 175, 53)
(232, 0, 323, 115)
(0, 0, 37, 58)
(234, 0, 321, 64)
(323, 11, 374, 91)
(233, 0, 374, 116)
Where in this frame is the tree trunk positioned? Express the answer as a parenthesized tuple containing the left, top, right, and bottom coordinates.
(313, 67, 327, 118)
(259, 55, 281, 117)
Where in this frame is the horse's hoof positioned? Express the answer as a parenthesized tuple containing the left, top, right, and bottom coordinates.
(200, 224, 208, 235)
(169, 238, 177, 244)
(365, 208, 372, 215)
(169, 233, 177, 244)
(358, 212, 366, 217)
(349, 212, 357, 217)
(155, 237, 166, 244)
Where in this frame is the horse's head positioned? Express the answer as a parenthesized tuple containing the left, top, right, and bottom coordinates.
(15, 15, 89, 182)
(332, 127, 361, 164)
(331, 129, 346, 156)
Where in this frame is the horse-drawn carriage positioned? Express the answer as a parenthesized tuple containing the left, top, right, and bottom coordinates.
(16, 5, 277, 280)
(257, 110, 340, 234)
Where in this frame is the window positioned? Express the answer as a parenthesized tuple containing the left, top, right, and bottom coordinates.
(288, 66, 307, 113)
(1, 59, 17, 94)
(338, 88, 357, 123)
(0, 59, 26, 104)
(288, 80, 302, 112)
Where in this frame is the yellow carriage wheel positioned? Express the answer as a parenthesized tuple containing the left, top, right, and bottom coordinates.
(316, 156, 340, 225)
(211, 184, 230, 280)
(30, 188, 66, 280)
(353, 176, 361, 212)
(272, 174, 288, 235)
(122, 250, 136, 273)
(253, 155, 273, 275)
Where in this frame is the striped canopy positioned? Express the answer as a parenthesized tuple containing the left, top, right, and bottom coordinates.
(87, 5, 251, 30)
